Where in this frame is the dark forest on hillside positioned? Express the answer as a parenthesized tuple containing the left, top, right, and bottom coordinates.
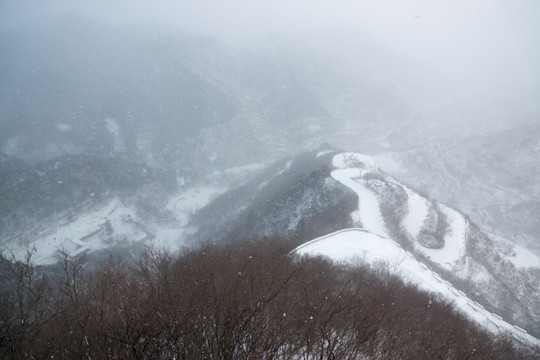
(1, 239, 536, 359)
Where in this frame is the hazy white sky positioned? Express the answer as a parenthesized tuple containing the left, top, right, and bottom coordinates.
(1, 0, 539, 100)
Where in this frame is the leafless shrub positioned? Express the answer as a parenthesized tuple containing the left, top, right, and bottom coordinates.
(0, 240, 535, 359)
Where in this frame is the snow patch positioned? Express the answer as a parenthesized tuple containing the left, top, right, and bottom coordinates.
(316, 149, 334, 158)
(401, 186, 428, 238)
(224, 163, 265, 175)
(166, 185, 225, 225)
(507, 244, 540, 269)
(6, 183, 227, 265)
(416, 205, 467, 271)
(104, 117, 126, 152)
(207, 163, 265, 180)
(104, 117, 120, 135)
(332, 152, 375, 171)
(277, 160, 293, 176)
(7, 198, 146, 265)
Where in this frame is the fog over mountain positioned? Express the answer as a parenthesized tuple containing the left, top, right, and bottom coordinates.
(1, 0, 539, 357)
(3, 0, 539, 104)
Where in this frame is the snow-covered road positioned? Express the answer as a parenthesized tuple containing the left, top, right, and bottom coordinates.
(417, 205, 468, 271)
(401, 186, 428, 238)
(331, 153, 388, 237)
(294, 229, 540, 348)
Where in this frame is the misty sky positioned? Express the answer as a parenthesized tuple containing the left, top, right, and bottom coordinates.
(1, 0, 539, 102)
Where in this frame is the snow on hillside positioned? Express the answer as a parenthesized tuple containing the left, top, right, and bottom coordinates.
(104, 117, 126, 153)
(331, 153, 388, 236)
(418, 204, 467, 271)
(332, 152, 470, 272)
(166, 185, 225, 226)
(329, 152, 540, 335)
(4, 183, 227, 265)
(206, 163, 265, 182)
(507, 244, 540, 269)
(316, 149, 335, 158)
(277, 159, 293, 176)
(400, 182, 469, 271)
(293, 229, 540, 348)
(7, 198, 146, 265)
(401, 186, 428, 238)
(332, 152, 376, 171)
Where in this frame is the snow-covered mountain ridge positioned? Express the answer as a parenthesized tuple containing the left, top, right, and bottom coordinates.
(184, 149, 540, 336)
(2, 18, 537, 265)
(2, 147, 538, 339)
(332, 152, 470, 272)
(325, 152, 540, 336)
(374, 121, 540, 252)
(293, 228, 539, 348)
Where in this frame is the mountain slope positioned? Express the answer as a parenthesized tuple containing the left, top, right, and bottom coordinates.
(0, 154, 174, 239)
(190, 149, 540, 337)
(374, 122, 540, 253)
(191, 148, 357, 245)
(0, 16, 460, 168)
(2, 145, 538, 341)
(293, 229, 540, 348)
(327, 152, 540, 336)
(0, 16, 236, 166)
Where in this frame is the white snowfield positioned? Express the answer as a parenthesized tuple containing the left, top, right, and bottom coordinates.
(293, 229, 540, 348)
